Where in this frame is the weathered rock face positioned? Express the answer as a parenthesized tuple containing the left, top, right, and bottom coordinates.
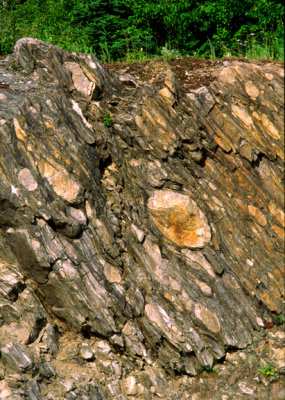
(148, 190, 211, 248)
(0, 38, 284, 399)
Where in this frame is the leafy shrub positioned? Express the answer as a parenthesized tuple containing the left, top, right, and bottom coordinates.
(258, 362, 277, 376)
(103, 110, 113, 127)
(0, 0, 284, 61)
(0, 0, 93, 54)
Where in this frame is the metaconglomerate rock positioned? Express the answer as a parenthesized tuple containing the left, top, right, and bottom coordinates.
(0, 38, 284, 399)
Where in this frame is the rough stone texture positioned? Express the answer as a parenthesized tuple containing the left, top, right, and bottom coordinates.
(0, 38, 284, 399)
(148, 189, 211, 248)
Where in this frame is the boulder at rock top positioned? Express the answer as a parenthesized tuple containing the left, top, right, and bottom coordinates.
(0, 38, 284, 399)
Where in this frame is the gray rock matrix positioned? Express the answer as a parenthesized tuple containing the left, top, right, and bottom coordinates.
(0, 38, 283, 399)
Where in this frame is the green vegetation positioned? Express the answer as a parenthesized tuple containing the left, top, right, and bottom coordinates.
(0, 0, 284, 61)
(103, 110, 113, 128)
(161, 43, 181, 61)
(258, 362, 277, 376)
(276, 315, 285, 324)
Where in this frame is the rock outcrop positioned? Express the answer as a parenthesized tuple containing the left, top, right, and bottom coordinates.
(0, 38, 284, 399)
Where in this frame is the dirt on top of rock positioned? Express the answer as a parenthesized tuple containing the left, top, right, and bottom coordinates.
(104, 56, 282, 91)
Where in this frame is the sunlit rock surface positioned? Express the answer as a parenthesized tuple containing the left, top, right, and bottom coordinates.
(0, 38, 284, 399)
(148, 190, 211, 248)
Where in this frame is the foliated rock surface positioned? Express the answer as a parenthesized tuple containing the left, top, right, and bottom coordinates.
(0, 38, 284, 399)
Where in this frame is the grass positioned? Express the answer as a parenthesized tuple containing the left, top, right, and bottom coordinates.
(108, 35, 284, 64)
(212, 34, 284, 62)
(244, 37, 284, 61)
(161, 42, 181, 61)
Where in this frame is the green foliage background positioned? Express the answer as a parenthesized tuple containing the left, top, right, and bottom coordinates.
(0, 0, 284, 60)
